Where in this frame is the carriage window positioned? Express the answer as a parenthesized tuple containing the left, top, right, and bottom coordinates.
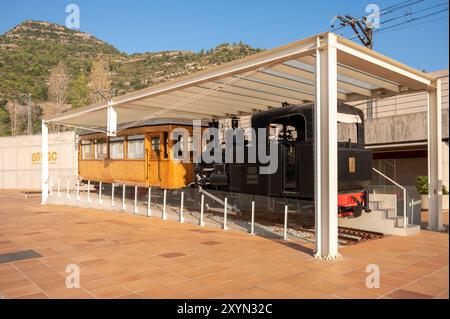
(81, 140, 93, 160)
(94, 138, 107, 160)
(127, 135, 145, 159)
(163, 132, 169, 159)
(151, 136, 160, 151)
(150, 136, 161, 159)
(175, 135, 184, 158)
(109, 137, 124, 160)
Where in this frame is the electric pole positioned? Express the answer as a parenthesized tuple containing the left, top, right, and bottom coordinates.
(331, 15, 374, 49)
(14, 97, 17, 136)
(27, 94, 32, 135)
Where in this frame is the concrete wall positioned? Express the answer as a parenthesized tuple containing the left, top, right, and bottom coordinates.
(0, 131, 78, 190)
(365, 109, 449, 144)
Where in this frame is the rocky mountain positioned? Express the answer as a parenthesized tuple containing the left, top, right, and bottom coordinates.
(0, 20, 262, 103)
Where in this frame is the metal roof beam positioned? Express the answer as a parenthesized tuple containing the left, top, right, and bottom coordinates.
(271, 63, 372, 97)
(249, 71, 348, 101)
(226, 77, 314, 102)
(299, 55, 402, 93)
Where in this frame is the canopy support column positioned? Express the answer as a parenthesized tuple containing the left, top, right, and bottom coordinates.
(314, 34, 340, 260)
(107, 100, 117, 137)
(427, 79, 444, 231)
(41, 120, 49, 205)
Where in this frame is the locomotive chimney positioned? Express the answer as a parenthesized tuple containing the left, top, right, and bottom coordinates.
(231, 115, 239, 129)
(208, 119, 219, 129)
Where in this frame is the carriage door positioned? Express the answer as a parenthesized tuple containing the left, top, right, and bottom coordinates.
(147, 133, 162, 186)
(282, 142, 298, 193)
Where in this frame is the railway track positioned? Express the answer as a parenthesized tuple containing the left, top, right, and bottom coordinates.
(338, 226, 384, 244)
(201, 207, 383, 246)
(291, 225, 383, 245)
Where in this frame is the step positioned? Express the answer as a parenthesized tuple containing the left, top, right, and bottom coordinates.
(383, 209, 398, 219)
(387, 216, 409, 228)
(338, 210, 419, 237)
(390, 224, 421, 236)
(369, 205, 396, 219)
(369, 202, 396, 211)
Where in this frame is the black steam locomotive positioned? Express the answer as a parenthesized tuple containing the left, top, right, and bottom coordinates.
(196, 102, 372, 218)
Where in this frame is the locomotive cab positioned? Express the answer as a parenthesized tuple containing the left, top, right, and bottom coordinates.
(206, 102, 372, 218)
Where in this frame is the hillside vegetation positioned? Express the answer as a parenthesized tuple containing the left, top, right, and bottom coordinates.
(0, 20, 262, 135)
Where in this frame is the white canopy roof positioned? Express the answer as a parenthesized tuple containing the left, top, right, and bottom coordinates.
(45, 32, 436, 132)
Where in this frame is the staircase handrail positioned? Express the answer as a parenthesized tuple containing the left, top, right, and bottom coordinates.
(372, 167, 407, 228)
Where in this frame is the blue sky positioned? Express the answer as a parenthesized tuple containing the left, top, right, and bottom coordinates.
(0, 0, 448, 72)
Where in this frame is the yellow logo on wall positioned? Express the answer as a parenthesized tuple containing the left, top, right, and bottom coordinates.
(31, 152, 58, 164)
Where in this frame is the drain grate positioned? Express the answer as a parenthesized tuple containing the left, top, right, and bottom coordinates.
(159, 252, 185, 259)
(0, 250, 42, 264)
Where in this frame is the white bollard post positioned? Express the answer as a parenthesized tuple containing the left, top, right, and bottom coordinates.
(122, 184, 126, 210)
(134, 186, 138, 214)
(66, 177, 70, 200)
(162, 189, 167, 220)
(251, 200, 255, 235)
(57, 177, 61, 198)
(223, 197, 228, 231)
(180, 192, 185, 223)
(147, 187, 151, 216)
(87, 180, 91, 203)
(200, 194, 205, 226)
(99, 181, 102, 206)
(284, 205, 288, 240)
(111, 183, 115, 207)
(76, 179, 80, 201)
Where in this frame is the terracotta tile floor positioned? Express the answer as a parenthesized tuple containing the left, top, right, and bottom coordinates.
(0, 190, 448, 299)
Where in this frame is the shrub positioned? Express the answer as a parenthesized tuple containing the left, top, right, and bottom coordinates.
(415, 176, 428, 195)
(443, 185, 449, 195)
(416, 176, 449, 195)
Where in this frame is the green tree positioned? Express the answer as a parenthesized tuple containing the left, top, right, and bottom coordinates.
(69, 73, 89, 109)
(32, 104, 43, 134)
(0, 99, 11, 136)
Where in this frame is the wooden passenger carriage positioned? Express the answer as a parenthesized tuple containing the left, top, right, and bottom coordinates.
(78, 119, 204, 189)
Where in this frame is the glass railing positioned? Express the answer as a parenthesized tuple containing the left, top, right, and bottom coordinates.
(368, 167, 421, 227)
(46, 174, 316, 244)
(46, 168, 420, 245)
